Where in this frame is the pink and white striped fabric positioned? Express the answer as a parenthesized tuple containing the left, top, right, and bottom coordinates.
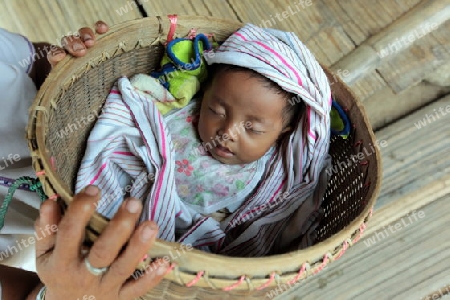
(76, 78, 207, 243)
(76, 23, 332, 257)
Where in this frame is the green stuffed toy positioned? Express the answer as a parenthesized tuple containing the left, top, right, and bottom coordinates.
(330, 100, 351, 139)
(150, 33, 213, 115)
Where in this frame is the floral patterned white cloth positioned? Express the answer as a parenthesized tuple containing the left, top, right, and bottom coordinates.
(166, 101, 271, 215)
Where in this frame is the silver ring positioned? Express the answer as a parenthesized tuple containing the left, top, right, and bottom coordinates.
(84, 256, 109, 276)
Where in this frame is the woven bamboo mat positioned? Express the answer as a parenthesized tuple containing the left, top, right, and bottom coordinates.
(140, 0, 240, 21)
(0, 0, 141, 44)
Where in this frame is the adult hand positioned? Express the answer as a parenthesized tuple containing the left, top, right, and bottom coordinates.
(47, 20, 109, 66)
(31, 21, 109, 89)
(35, 185, 169, 300)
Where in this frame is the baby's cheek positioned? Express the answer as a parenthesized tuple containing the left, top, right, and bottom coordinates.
(238, 142, 261, 162)
(197, 115, 210, 143)
(197, 120, 205, 141)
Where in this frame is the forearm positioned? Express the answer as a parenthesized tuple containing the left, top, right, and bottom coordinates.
(29, 42, 52, 90)
(0, 264, 41, 300)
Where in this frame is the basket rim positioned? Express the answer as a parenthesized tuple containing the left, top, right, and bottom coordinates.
(27, 15, 381, 291)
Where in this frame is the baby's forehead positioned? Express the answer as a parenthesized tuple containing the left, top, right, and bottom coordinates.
(208, 67, 288, 113)
(224, 97, 286, 125)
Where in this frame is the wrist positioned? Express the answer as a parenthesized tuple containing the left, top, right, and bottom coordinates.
(38, 288, 56, 300)
(38, 288, 63, 300)
(24, 283, 44, 300)
(29, 42, 52, 89)
(35, 286, 46, 300)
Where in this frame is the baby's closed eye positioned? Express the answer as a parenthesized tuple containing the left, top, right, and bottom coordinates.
(248, 128, 265, 134)
(245, 122, 266, 134)
(208, 107, 225, 116)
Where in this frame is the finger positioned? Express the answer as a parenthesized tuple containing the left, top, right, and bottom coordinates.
(119, 259, 171, 300)
(61, 34, 86, 57)
(47, 45, 67, 68)
(35, 198, 62, 258)
(78, 27, 95, 48)
(104, 220, 158, 285)
(86, 198, 143, 272)
(53, 185, 100, 261)
(95, 20, 109, 34)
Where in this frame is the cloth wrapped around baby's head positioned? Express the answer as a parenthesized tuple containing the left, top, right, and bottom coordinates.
(203, 23, 332, 189)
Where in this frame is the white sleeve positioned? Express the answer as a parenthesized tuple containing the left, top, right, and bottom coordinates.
(0, 28, 35, 74)
(0, 28, 37, 160)
(0, 29, 36, 162)
(0, 29, 39, 249)
(0, 60, 37, 158)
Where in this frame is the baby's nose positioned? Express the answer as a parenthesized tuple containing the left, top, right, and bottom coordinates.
(217, 128, 236, 142)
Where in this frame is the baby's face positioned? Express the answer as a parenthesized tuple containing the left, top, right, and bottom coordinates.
(197, 70, 289, 165)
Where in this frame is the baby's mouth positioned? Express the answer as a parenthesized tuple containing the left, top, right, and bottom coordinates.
(213, 144, 234, 158)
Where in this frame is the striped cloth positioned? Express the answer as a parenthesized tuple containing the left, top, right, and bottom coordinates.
(76, 78, 204, 243)
(76, 23, 332, 256)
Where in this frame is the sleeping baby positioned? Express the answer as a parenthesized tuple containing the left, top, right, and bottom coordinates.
(160, 62, 305, 220)
(76, 23, 333, 256)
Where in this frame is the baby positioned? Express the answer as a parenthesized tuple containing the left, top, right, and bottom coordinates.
(162, 62, 305, 220)
(77, 23, 332, 256)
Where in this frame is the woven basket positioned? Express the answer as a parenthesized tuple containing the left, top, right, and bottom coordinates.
(27, 16, 381, 299)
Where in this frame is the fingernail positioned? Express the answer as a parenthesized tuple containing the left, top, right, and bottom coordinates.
(84, 185, 99, 196)
(126, 198, 141, 213)
(141, 224, 156, 241)
(95, 21, 106, 28)
(83, 34, 93, 41)
(50, 49, 65, 56)
(95, 21, 109, 33)
(73, 42, 85, 52)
